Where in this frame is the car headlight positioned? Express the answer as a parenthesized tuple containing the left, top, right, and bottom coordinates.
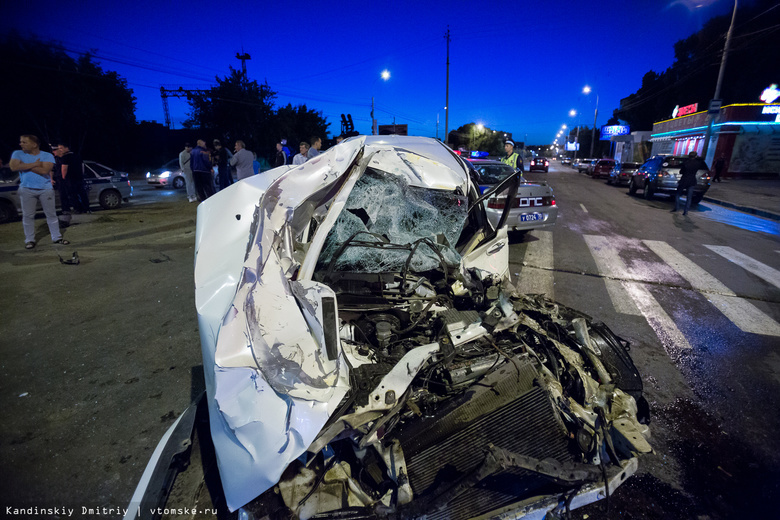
(160, 171, 171, 179)
(145, 172, 150, 178)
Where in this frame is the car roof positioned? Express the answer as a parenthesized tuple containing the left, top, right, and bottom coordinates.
(467, 159, 507, 165)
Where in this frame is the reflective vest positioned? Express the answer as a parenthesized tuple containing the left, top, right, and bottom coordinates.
(502, 152, 520, 170)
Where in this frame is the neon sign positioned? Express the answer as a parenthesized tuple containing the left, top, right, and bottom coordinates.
(600, 125, 630, 140)
(760, 84, 780, 104)
(763, 105, 780, 114)
(672, 103, 698, 118)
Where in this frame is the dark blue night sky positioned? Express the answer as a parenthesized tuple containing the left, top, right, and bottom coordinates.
(3, 0, 736, 144)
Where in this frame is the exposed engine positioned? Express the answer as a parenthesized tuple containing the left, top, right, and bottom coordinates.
(241, 262, 652, 520)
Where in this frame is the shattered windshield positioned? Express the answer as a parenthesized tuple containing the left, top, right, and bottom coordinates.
(317, 168, 468, 274)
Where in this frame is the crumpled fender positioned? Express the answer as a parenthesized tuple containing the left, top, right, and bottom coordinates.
(194, 140, 364, 511)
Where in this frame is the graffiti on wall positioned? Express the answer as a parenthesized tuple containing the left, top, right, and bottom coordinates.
(729, 134, 780, 173)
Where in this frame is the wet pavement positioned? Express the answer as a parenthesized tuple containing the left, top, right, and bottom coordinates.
(703, 177, 780, 221)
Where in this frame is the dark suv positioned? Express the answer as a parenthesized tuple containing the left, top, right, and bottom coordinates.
(629, 155, 711, 203)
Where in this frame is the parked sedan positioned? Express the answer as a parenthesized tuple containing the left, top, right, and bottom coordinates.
(629, 155, 711, 203)
(576, 158, 596, 173)
(529, 156, 549, 172)
(146, 158, 186, 189)
(607, 161, 641, 186)
(590, 158, 616, 179)
(126, 136, 650, 520)
(0, 160, 133, 224)
(469, 158, 557, 232)
(561, 157, 572, 166)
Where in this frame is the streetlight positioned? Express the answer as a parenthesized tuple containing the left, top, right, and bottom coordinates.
(584, 86, 599, 158)
(372, 70, 391, 135)
(568, 109, 581, 159)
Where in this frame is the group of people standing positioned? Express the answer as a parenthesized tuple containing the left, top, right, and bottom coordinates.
(276, 136, 324, 167)
(178, 139, 256, 203)
(181, 135, 326, 203)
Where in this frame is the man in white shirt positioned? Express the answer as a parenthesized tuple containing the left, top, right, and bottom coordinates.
(293, 142, 310, 165)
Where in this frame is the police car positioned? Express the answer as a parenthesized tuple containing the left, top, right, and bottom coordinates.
(466, 158, 557, 232)
(0, 160, 133, 224)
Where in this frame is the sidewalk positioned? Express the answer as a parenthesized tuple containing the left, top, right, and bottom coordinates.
(703, 178, 780, 221)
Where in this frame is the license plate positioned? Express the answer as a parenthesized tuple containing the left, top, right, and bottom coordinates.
(520, 213, 543, 222)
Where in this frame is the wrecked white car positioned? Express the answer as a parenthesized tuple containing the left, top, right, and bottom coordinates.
(126, 136, 651, 520)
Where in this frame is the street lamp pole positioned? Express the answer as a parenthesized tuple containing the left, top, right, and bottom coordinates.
(569, 109, 579, 160)
(583, 86, 599, 157)
(372, 70, 391, 136)
(444, 27, 451, 145)
(701, 0, 738, 161)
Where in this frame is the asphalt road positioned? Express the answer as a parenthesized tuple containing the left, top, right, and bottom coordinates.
(517, 162, 780, 519)
(1, 172, 778, 519)
(0, 183, 202, 518)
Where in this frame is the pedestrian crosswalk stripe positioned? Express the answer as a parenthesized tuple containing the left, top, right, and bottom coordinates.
(645, 241, 780, 337)
(516, 230, 554, 298)
(622, 280, 693, 352)
(583, 235, 642, 316)
(584, 235, 690, 350)
(705, 245, 780, 290)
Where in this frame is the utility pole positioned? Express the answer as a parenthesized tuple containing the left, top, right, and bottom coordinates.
(160, 86, 210, 129)
(589, 93, 599, 158)
(235, 51, 251, 80)
(444, 27, 450, 146)
(701, 0, 737, 161)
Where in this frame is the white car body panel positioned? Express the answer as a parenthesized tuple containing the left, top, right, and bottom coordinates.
(188, 136, 649, 516)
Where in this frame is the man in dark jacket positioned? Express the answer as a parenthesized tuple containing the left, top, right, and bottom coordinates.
(213, 139, 232, 191)
(58, 142, 89, 213)
(671, 151, 707, 215)
(191, 139, 215, 202)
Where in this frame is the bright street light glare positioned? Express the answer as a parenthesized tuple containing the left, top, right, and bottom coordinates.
(583, 85, 592, 94)
(381, 70, 391, 80)
(569, 109, 577, 117)
(476, 123, 484, 131)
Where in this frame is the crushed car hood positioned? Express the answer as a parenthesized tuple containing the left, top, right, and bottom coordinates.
(194, 136, 651, 518)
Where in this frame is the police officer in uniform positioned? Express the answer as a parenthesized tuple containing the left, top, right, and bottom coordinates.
(501, 140, 524, 172)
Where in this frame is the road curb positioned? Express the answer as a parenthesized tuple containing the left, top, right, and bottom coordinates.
(702, 196, 780, 221)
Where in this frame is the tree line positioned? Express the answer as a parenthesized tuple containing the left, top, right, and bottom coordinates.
(0, 35, 329, 171)
(614, 0, 780, 130)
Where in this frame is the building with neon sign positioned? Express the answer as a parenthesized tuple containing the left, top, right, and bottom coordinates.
(649, 103, 780, 177)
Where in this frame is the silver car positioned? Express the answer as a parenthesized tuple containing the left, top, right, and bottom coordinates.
(0, 160, 133, 224)
(127, 136, 650, 520)
(145, 158, 186, 189)
(629, 155, 711, 202)
(468, 159, 557, 232)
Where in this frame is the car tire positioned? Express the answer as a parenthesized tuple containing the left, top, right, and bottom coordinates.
(99, 189, 122, 210)
(628, 178, 637, 195)
(643, 184, 654, 200)
(173, 176, 186, 189)
(0, 199, 17, 224)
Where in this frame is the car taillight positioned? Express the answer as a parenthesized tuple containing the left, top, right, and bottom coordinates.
(488, 198, 505, 209)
